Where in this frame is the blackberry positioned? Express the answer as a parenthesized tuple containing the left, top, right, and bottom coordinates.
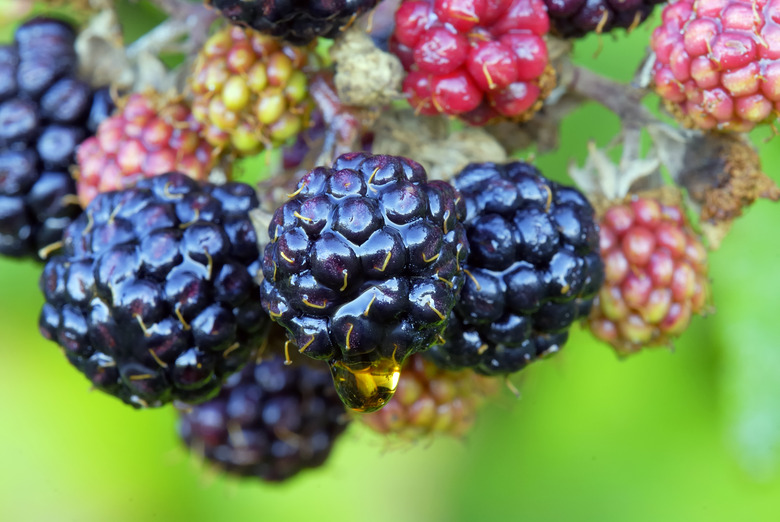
(544, 0, 666, 39)
(207, 0, 380, 45)
(0, 18, 113, 260)
(427, 162, 604, 375)
(38, 172, 268, 408)
(260, 152, 469, 412)
(178, 350, 350, 482)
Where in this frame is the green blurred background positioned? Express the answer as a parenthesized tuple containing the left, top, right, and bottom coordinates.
(2, 2, 780, 521)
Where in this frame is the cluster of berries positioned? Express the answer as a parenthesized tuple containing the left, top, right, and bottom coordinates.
(0, 0, 774, 484)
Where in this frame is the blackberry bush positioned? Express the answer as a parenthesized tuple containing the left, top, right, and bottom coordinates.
(0, 0, 777, 496)
(260, 152, 469, 411)
(427, 161, 604, 375)
(39, 173, 268, 408)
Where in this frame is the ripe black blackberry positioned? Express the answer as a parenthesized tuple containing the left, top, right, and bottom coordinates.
(0, 17, 113, 260)
(260, 152, 469, 411)
(38, 173, 269, 408)
(207, 0, 379, 45)
(177, 346, 350, 482)
(427, 162, 604, 375)
(544, 0, 665, 38)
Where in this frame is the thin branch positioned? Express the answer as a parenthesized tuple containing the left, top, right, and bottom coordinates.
(127, 0, 217, 58)
(565, 63, 654, 128)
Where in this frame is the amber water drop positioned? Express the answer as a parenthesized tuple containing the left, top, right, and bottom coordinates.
(329, 358, 402, 412)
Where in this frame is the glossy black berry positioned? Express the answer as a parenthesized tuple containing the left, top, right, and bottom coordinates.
(427, 162, 604, 375)
(544, 0, 666, 38)
(208, 0, 380, 45)
(38, 173, 269, 408)
(0, 18, 114, 260)
(177, 345, 350, 482)
(260, 152, 468, 369)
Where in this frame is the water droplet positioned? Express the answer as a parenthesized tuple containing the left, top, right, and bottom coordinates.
(329, 357, 402, 412)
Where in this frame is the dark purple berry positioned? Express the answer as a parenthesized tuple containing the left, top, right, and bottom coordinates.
(261, 152, 468, 368)
(38, 172, 269, 408)
(544, 0, 664, 38)
(177, 340, 350, 482)
(427, 162, 604, 375)
(208, 0, 380, 45)
(0, 18, 114, 261)
(261, 153, 468, 411)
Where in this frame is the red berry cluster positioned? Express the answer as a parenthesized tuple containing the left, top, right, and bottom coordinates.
(77, 93, 215, 207)
(589, 197, 710, 355)
(391, 0, 554, 123)
(652, 0, 780, 131)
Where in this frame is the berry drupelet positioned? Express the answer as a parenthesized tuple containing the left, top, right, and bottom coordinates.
(178, 347, 350, 482)
(207, 0, 379, 45)
(39, 173, 269, 408)
(0, 18, 113, 260)
(390, 0, 555, 124)
(652, 0, 780, 131)
(260, 152, 469, 412)
(589, 196, 710, 355)
(543, 0, 665, 39)
(427, 161, 604, 375)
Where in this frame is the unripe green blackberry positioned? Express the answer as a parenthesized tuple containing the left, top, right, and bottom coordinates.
(190, 26, 315, 156)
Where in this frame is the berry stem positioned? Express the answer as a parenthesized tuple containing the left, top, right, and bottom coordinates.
(309, 73, 369, 166)
(566, 63, 654, 129)
(127, 0, 217, 58)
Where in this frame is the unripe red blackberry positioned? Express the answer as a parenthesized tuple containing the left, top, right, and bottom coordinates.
(76, 92, 215, 207)
(543, 0, 665, 39)
(651, 0, 780, 131)
(260, 152, 469, 412)
(427, 161, 604, 375)
(39, 173, 268, 408)
(589, 196, 710, 355)
(178, 351, 350, 482)
(190, 26, 315, 157)
(207, 0, 380, 45)
(390, 0, 555, 124)
(0, 18, 113, 260)
(359, 354, 498, 440)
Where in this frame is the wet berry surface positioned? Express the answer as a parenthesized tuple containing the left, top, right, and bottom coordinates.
(39, 173, 268, 408)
